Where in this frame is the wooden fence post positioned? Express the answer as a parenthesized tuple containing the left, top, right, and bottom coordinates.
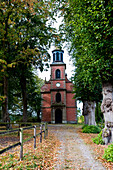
(44, 123, 46, 139)
(34, 125, 36, 148)
(18, 124, 20, 137)
(20, 128, 23, 161)
(40, 124, 42, 143)
(46, 123, 48, 137)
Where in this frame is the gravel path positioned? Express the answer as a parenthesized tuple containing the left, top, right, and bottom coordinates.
(49, 125, 106, 170)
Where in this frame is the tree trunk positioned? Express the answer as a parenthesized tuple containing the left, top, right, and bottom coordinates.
(20, 75, 27, 122)
(83, 101, 89, 125)
(3, 76, 10, 123)
(101, 83, 113, 144)
(2, 76, 10, 129)
(2, 10, 10, 124)
(37, 109, 41, 122)
(88, 101, 96, 125)
(83, 101, 96, 125)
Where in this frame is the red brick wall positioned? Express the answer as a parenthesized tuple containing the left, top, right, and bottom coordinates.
(66, 93, 75, 107)
(66, 91, 77, 122)
(66, 108, 77, 121)
(51, 65, 65, 79)
(42, 93, 51, 107)
(41, 62, 77, 123)
(41, 83, 51, 92)
(51, 80, 65, 89)
(51, 91, 65, 103)
(41, 108, 51, 122)
(66, 82, 74, 91)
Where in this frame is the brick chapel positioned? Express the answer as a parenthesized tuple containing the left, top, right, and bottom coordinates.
(41, 49, 77, 124)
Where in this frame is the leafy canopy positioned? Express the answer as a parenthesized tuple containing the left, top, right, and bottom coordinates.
(61, 0, 113, 83)
(0, 0, 58, 105)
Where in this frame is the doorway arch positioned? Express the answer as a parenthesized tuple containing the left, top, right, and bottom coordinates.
(55, 109, 62, 124)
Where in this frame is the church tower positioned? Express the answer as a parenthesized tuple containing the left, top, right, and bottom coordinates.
(41, 49, 77, 124)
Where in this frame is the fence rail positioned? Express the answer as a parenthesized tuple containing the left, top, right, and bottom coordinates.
(0, 123, 48, 161)
(0, 122, 40, 130)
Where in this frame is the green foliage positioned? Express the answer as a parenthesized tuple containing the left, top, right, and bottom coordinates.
(60, 0, 113, 107)
(8, 68, 43, 121)
(0, 0, 58, 122)
(27, 117, 38, 122)
(92, 131, 104, 145)
(9, 154, 14, 159)
(27, 74, 44, 112)
(77, 107, 84, 124)
(95, 102, 103, 123)
(72, 62, 102, 103)
(82, 125, 101, 133)
(78, 115, 84, 124)
(103, 144, 113, 162)
(62, 0, 113, 83)
(97, 122, 105, 130)
(82, 124, 88, 129)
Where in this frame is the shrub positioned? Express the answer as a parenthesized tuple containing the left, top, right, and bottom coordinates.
(82, 125, 101, 133)
(103, 144, 113, 162)
(82, 124, 89, 129)
(97, 122, 105, 130)
(92, 131, 104, 145)
(27, 117, 37, 122)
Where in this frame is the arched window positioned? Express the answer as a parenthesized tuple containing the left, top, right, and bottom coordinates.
(56, 69, 60, 79)
(53, 53, 55, 62)
(61, 53, 63, 62)
(56, 93, 61, 103)
(56, 52, 59, 61)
